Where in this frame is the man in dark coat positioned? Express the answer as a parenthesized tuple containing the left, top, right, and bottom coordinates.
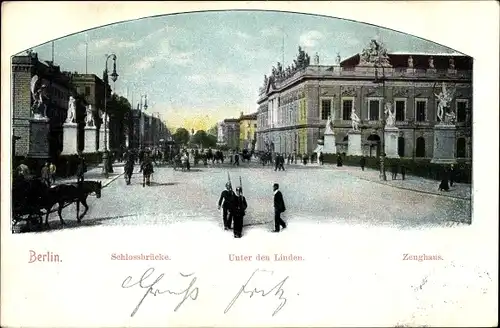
(336, 154, 343, 167)
(438, 167, 450, 191)
(360, 156, 366, 171)
(232, 186, 247, 238)
(278, 153, 285, 171)
(272, 183, 287, 232)
(140, 154, 154, 186)
(319, 152, 324, 165)
(76, 155, 86, 186)
(218, 182, 235, 230)
(124, 155, 135, 185)
(449, 164, 456, 187)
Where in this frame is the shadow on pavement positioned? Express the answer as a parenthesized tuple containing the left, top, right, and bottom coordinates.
(14, 214, 137, 234)
(148, 182, 180, 187)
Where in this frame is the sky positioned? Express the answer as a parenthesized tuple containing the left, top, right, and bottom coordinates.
(23, 11, 460, 131)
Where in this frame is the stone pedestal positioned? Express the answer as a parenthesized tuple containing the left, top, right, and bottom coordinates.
(347, 130, 362, 156)
(61, 123, 78, 155)
(384, 126, 400, 159)
(323, 133, 337, 154)
(99, 128, 109, 152)
(84, 126, 97, 153)
(28, 117, 50, 158)
(431, 124, 457, 164)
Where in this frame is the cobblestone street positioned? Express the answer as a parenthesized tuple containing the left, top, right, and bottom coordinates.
(40, 161, 471, 232)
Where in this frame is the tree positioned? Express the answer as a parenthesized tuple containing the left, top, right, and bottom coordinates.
(207, 124, 218, 136)
(106, 94, 132, 151)
(173, 127, 190, 145)
(191, 130, 217, 148)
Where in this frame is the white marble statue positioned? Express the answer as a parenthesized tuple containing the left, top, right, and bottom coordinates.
(428, 56, 435, 69)
(435, 82, 455, 123)
(324, 115, 334, 134)
(336, 52, 341, 66)
(350, 108, 360, 132)
(101, 111, 110, 126)
(449, 57, 455, 70)
(384, 102, 396, 127)
(314, 52, 320, 65)
(66, 96, 76, 123)
(85, 105, 95, 127)
(444, 110, 456, 125)
(408, 56, 414, 68)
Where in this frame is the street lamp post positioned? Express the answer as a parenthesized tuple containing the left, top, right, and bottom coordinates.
(374, 63, 387, 181)
(103, 53, 119, 177)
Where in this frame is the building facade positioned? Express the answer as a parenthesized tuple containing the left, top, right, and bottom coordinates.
(223, 118, 240, 150)
(12, 52, 75, 159)
(71, 73, 109, 151)
(128, 110, 169, 149)
(238, 112, 258, 150)
(256, 42, 472, 160)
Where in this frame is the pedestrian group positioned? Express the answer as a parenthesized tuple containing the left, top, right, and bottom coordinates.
(218, 179, 286, 238)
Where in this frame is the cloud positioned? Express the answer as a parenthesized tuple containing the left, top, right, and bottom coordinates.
(260, 27, 282, 38)
(135, 56, 158, 70)
(299, 30, 324, 48)
(92, 38, 114, 49)
(116, 41, 137, 48)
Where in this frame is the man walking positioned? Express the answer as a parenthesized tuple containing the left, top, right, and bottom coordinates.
(360, 156, 366, 171)
(218, 182, 235, 230)
(76, 154, 86, 186)
(41, 161, 51, 187)
(233, 151, 240, 166)
(319, 152, 324, 165)
(232, 186, 247, 238)
(272, 183, 287, 232)
(278, 153, 285, 171)
(49, 161, 57, 184)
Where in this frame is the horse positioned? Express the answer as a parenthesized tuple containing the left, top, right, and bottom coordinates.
(213, 150, 224, 164)
(41, 181, 102, 227)
(241, 149, 252, 163)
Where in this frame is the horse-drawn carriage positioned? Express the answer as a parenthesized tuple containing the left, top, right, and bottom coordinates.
(12, 177, 102, 232)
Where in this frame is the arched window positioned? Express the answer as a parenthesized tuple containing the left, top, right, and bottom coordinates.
(416, 137, 425, 158)
(398, 137, 405, 157)
(457, 138, 466, 158)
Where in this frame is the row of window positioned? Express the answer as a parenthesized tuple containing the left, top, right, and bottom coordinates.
(260, 97, 469, 128)
(321, 98, 469, 123)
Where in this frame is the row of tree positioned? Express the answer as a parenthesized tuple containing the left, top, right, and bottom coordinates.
(172, 126, 218, 148)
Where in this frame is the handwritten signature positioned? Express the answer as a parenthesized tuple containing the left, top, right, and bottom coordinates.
(121, 267, 199, 317)
(224, 269, 289, 316)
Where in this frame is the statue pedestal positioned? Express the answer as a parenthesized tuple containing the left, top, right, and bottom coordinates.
(323, 132, 336, 154)
(98, 128, 109, 152)
(84, 126, 97, 153)
(347, 130, 362, 156)
(61, 123, 78, 155)
(384, 126, 400, 159)
(431, 124, 457, 164)
(28, 117, 50, 158)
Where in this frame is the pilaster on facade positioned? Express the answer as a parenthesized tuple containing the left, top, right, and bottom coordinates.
(256, 48, 472, 157)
